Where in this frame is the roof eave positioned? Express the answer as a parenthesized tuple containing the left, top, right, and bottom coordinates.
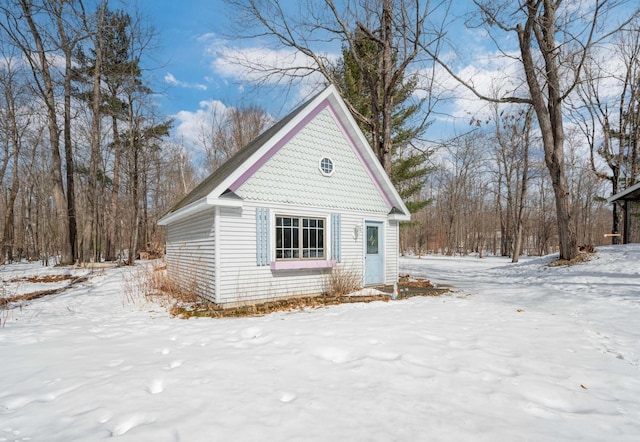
(158, 194, 244, 226)
(389, 213, 411, 221)
(211, 87, 336, 198)
(607, 181, 640, 203)
(206, 193, 244, 208)
(160, 84, 413, 225)
(157, 198, 211, 226)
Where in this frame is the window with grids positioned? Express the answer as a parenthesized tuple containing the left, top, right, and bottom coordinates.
(275, 216, 325, 259)
(319, 157, 334, 176)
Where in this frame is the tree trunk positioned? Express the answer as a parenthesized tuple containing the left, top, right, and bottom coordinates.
(129, 141, 140, 266)
(52, 0, 80, 262)
(380, 0, 393, 173)
(85, 2, 106, 263)
(518, 1, 577, 261)
(2, 130, 20, 264)
(1, 62, 19, 263)
(512, 112, 531, 263)
(19, 0, 73, 264)
(105, 116, 121, 261)
(63, 38, 77, 263)
(128, 104, 139, 266)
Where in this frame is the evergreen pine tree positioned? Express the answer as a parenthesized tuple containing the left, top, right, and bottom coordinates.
(332, 29, 432, 214)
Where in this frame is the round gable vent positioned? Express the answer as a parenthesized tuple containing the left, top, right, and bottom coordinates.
(319, 157, 334, 176)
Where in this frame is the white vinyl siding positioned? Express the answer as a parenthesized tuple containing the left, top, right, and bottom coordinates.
(217, 205, 329, 304)
(165, 207, 216, 301)
(212, 202, 396, 305)
(386, 220, 400, 283)
(163, 205, 399, 306)
(162, 104, 403, 305)
(236, 108, 389, 213)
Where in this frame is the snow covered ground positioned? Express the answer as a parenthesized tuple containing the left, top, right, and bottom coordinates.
(1, 245, 639, 441)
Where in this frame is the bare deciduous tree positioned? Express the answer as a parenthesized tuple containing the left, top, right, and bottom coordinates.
(0, 49, 30, 263)
(224, 0, 448, 173)
(1, 0, 76, 264)
(572, 19, 640, 243)
(425, 0, 639, 260)
(489, 105, 533, 262)
(1, 1, 171, 265)
(79, 0, 108, 263)
(200, 103, 270, 173)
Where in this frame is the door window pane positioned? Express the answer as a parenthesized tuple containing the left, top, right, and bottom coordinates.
(367, 226, 379, 254)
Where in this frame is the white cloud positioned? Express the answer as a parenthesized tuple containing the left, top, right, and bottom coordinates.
(451, 54, 525, 118)
(172, 99, 230, 160)
(412, 46, 535, 139)
(203, 38, 336, 95)
(164, 72, 179, 85)
(164, 72, 207, 91)
(212, 44, 320, 83)
(196, 32, 218, 43)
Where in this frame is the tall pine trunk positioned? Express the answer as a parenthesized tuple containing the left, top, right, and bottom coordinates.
(380, 0, 393, 173)
(105, 116, 121, 261)
(84, 2, 106, 263)
(63, 42, 77, 262)
(127, 103, 140, 266)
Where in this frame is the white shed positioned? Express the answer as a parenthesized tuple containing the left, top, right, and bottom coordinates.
(158, 85, 410, 306)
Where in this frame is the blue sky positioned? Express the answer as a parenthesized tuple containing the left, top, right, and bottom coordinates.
(136, 0, 335, 157)
(130, 0, 633, 163)
(138, 0, 466, 115)
(133, 0, 481, 156)
(137, 0, 243, 114)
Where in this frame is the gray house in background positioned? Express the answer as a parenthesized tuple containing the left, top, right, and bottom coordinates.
(158, 85, 410, 306)
(607, 181, 640, 244)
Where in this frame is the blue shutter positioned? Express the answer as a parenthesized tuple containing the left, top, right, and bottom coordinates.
(331, 213, 341, 262)
(256, 208, 270, 265)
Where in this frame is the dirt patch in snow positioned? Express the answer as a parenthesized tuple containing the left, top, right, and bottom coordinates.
(547, 251, 594, 267)
(1, 275, 90, 307)
(171, 280, 448, 319)
(5, 274, 74, 284)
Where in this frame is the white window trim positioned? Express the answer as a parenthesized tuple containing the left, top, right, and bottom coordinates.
(274, 214, 327, 261)
(318, 157, 335, 176)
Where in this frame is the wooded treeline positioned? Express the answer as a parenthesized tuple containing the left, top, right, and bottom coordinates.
(1, 0, 639, 266)
(0, 0, 195, 265)
(402, 115, 613, 258)
(225, 0, 640, 261)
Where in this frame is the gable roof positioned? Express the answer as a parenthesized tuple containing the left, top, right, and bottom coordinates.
(158, 85, 410, 225)
(168, 90, 319, 214)
(607, 181, 640, 203)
